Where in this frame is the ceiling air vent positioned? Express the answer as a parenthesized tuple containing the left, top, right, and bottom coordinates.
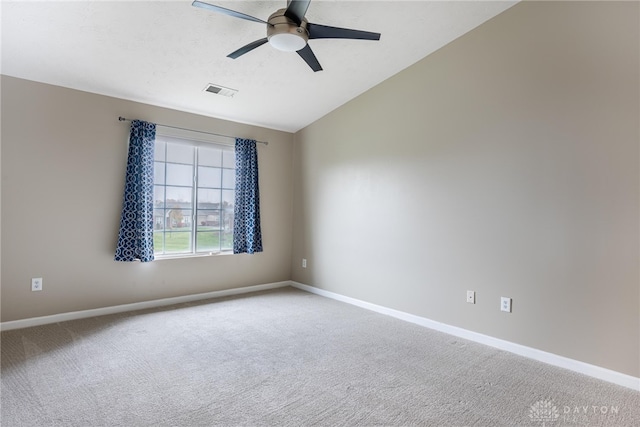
(203, 83, 238, 98)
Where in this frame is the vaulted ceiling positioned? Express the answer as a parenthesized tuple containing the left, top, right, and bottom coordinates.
(1, 1, 516, 132)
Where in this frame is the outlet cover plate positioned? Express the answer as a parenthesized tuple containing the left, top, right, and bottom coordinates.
(31, 278, 43, 292)
(501, 297, 511, 312)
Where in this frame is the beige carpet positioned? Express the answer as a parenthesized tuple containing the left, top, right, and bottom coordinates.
(1, 287, 639, 426)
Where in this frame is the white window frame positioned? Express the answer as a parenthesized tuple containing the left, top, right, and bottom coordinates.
(153, 126, 236, 259)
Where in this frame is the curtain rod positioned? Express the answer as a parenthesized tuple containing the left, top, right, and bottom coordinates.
(118, 117, 268, 146)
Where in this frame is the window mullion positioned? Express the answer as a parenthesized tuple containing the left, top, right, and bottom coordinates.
(192, 147, 198, 254)
(161, 144, 168, 255)
(219, 153, 224, 253)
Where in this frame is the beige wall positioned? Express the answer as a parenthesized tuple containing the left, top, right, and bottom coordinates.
(292, 1, 640, 377)
(1, 76, 294, 322)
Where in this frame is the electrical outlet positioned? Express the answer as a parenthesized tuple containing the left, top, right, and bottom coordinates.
(466, 290, 475, 304)
(31, 278, 43, 292)
(302, 258, 307, 268)
(501, 297, 511, 313)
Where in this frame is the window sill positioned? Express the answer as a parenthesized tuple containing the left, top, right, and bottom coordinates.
(153, 251, 234, 261)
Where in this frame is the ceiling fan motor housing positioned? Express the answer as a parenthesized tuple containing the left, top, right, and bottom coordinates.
(267, 8, 309, 52)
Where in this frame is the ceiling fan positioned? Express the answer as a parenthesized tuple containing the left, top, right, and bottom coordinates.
(192, 0, 381, 72)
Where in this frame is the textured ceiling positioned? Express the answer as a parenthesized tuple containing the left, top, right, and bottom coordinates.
(1, 1, 516, 132)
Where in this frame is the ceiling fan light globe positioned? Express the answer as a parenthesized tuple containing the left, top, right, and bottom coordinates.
(269, 33, 307, 52)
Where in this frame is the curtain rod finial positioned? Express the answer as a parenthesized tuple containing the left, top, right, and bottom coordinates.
(118, 116, 127, 121)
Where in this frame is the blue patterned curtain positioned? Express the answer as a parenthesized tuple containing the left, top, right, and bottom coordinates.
(234, 138, 263, 254)
(115, 120, 156, 262)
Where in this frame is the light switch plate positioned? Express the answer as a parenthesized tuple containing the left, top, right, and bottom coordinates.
(466, 291, 475, 304)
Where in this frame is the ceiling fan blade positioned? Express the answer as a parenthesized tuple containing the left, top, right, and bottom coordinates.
(308, 23, 381, 41)
(297, 44, 322, 72)
(284, 0, 311, 26)
(227, 38, 269, 59)
(192, 1, 268, 25)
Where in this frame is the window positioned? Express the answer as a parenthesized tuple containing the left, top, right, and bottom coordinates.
(153, 134, 235, 256)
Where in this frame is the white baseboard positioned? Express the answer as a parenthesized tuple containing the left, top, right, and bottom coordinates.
(0, 281, 290, 332)
(290, 281, 640, 392)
